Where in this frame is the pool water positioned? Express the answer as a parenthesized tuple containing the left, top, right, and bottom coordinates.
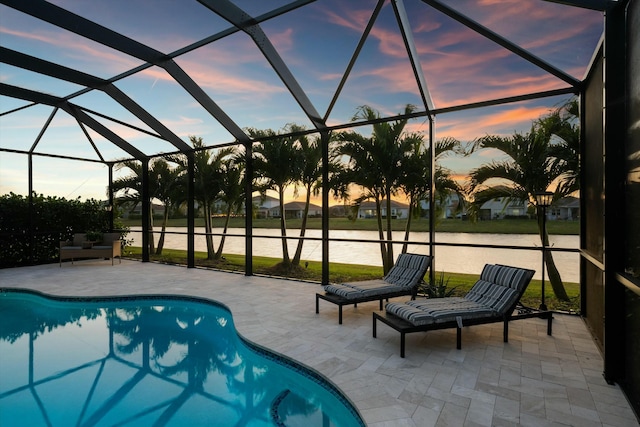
(0, 290, 365, 427)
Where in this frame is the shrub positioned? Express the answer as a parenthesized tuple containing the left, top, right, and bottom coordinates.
(418, 271, 458, 298)
(0, 193, 127, 268)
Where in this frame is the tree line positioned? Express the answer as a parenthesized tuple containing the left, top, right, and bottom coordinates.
(114, 100, 579, 301)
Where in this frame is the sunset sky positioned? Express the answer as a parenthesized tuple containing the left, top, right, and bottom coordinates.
(0, 0, 603, 202)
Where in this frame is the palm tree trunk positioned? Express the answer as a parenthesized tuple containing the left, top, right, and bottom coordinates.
(385, 188, 394, 271)
(148, 207, 155, 254)
(214, 205, 232, 260)
(279, 187, 290, 265)
(204, 204, 215, 260)
(375, 197, 388, 274)
(401, 198, 414, 254)
(292, 187, 311, 266)
(537, 208, 570, 301)
(156, 205, 169, 255)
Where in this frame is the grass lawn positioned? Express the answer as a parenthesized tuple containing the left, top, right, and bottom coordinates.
(124, 246, 580, 313)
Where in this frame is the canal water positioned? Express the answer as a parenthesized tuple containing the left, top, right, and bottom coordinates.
(128, 227, 580, 283)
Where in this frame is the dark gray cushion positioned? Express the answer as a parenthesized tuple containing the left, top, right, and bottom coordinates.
(479, 264, 532, 292)
(324, 280, 403, 299)
(323, 253, 431, 300)
(383, 253, 431, 288)
(386, 264, 534, 326)
(386, 298, 497, 326)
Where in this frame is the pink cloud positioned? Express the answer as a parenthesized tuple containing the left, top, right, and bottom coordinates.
(355, 61, 419, 92)
(432, 73, 566, 107)
(1, 26, 140, 74)
(413, 19, 441, 34)
(307, 0, 596, 123)
(322, 3, 408, 60)
(176, 60, 285, 96)
(269, 27, 295, 52)
(3, 23, 286, 101)
(369, 26, 407, 59)
(435, 105, 552, 142)
(476, 0, 592, 27)
(457, 0, 602, 58)
(315, 2, 571, 110)
(125, 39, 288, 99)
(321, 5, 374, 33)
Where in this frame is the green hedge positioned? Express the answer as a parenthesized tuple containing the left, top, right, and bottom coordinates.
(0, 193, 119, 268)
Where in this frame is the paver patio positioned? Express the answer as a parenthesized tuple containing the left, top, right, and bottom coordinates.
(1, 260, 637, 427)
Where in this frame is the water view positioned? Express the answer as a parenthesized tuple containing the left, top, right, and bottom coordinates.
(129, 228, 579, 283)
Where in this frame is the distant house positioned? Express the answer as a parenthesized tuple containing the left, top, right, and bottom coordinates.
(479, 197, 527, 220)
(549, 196, 579, 220)
(420, 194, 466, 219)
(252, 195, 279, 218)
(328, 204, 350, 218)
(357, 199, 409, 219)
(270, 201, 322, 219)
(121, 202, 165, 218)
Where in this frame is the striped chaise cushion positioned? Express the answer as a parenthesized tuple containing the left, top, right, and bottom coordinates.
(385, 264, 532, 326)
(465, 264, 532, 313)
(323, 253, 430, 300)
(386, 297, 495, 326)
(323, 280, 403, 300)
(383, 253, 431, 288)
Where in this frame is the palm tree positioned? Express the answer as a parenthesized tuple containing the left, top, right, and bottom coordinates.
(335, 104, 416, 273)
(214, 151, 245, 260)
(468, 100, 579, 301)
(248, 128, 302, 267)
(541, 98, 580, 196)
(169, 136, 234, 260)
(153, 158, 184, 255)
(334, 131, 388, 269)
(113, 159, 168, 254)
(398, 135, 465, 254)
(286, 125, 323, 266)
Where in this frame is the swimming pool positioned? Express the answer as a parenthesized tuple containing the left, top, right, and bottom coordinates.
(0, 289, 365, 427)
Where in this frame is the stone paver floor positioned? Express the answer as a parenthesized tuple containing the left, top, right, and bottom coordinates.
(1, 260, 638, 427)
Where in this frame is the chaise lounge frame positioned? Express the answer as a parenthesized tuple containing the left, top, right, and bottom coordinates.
(316, 253, 432, 324)
(373, 264, 552, 357)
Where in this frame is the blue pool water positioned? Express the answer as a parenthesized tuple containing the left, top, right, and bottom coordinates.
(0, 289, 365, 427)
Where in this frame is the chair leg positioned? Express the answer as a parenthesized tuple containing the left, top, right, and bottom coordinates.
(456, 317, 463, 349)
(339, 306, 343, 325)
(547, 313, 553, 335)
(372, 315, 377, 337)
(400, 332, 406, 358)
(379, 299, 383, 310)
(315, 294, 319, 314)
(503, 319, 509, 342)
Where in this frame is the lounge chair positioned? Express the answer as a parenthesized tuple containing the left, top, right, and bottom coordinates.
(373, 264, 552, 357)
(316, 253, 432, 324)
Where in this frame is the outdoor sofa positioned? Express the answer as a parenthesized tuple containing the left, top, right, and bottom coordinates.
(316, 253, 432, 324)
(59, 233, 123, 266)
(373, 263, 552, 357)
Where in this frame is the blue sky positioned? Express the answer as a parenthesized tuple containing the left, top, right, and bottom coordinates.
(0, 0, 603, 201)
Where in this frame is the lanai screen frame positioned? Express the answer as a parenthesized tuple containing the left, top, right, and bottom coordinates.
(0, 0, 603, 284)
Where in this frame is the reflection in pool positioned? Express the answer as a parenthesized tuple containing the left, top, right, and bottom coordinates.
(0, 289, 365, 427)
